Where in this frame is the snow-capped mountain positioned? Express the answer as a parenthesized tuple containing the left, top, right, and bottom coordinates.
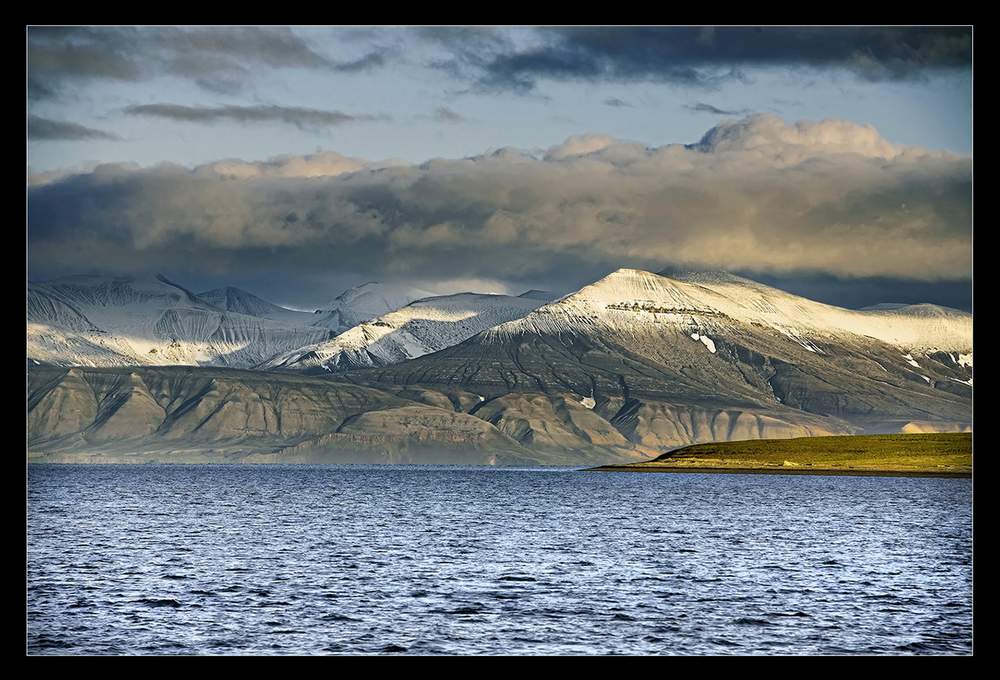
(27, 274, 330, 368)
(265, 292, 547, 371)
(483, 269, 971, 352)
(517, 289, 558, 301)
(26, 268, 972, 463)
(352, 268, 972, 443)
(196, 286, 316, 325)
(311, 281, 438, 334)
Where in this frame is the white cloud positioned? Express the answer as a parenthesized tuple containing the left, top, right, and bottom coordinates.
(543, 134, 617, 161)
(692, 113, 909, 160)
(28, 115, 971, 288)
(195, 151, 373, 179)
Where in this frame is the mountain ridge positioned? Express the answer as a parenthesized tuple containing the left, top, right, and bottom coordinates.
(27, 274, 331, 368)
(311, 281, 438, 334)
(265, 292, 546, 372)
(26, 267, 971, 464)
(338, 267, 971, 441)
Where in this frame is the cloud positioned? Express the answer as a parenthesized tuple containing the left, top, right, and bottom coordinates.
(28, 162, 106, 187)
(430, 106, 468, 124)
(27, 115, 971, 295)
(194, 150, 387, 179)
(543, 134, 617, 161)
(332, 51, 391, 73)
(27, 26, 371, 99)
(688, 114, 904, 158)
(123, 103, 387, 130)
(685, 102, 752, 116)
(419, 26, 971, 94)
(28, 116, 121, 141)
(603, 97, 632, 108)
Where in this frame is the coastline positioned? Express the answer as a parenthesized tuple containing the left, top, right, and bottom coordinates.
(587, 465, 971, 479)
(587, 433, 972, 479)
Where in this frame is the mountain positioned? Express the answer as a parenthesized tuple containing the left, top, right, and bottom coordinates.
(264, 293, 546, 372)
(339, 268, 972, 450)
(26, 365, 592, 465)
(310, 281, 437, 334)
(196, 286, 316, 325)
(26, 268, 972, 464)
(27, 274, 330, 368)
(517, 289, 558, 301)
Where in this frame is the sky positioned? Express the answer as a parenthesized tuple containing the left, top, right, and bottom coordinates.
(26, 26, 973, 310)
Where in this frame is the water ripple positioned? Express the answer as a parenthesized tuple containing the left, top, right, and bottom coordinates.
(27, 465, 971, 655)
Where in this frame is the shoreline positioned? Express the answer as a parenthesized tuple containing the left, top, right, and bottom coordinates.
(588, 433, 972, 479)
(586, 465, 971, 479)
(26, 460, 970, 478)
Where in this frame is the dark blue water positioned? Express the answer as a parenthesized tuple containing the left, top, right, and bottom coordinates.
(27, 465, 972, 655)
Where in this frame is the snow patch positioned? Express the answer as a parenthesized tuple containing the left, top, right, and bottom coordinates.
(902, 353, 921, 368)
(689, 332, 716, 353)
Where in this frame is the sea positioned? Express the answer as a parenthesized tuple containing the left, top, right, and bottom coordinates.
(26, 464, 973, 655)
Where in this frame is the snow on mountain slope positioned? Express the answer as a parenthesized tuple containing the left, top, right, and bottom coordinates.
(27, 275, 330, 368)
(28, 286, 101, 333)
(675, 272, 972, 353)
(266, 293, 546, 371)
(356, 268, 970, 434)
(26, 269, 972, 459)
(485, 268, 971, 354)
(311, 282, 437, 334)
(196, 286, 317, 326)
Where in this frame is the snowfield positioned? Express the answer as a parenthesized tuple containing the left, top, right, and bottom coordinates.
(27, 269, 971, 391)
(265, 293, 546, 371)
(27, 275, 329, 368)
(310, 281, 438, 334)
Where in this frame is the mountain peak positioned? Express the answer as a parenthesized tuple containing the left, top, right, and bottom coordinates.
(484, 266, 971, 354)
(33, 272, 202, 305)
(582, 267, 680, 294)
(518, 289, 557, 301)
(196, 286, 295, 317)
(316, 281, 439, 333)
(584, 267, 667, 290)
(607, 267, 657, 278)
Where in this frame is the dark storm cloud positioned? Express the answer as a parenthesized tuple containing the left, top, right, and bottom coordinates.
(27, 115, 971, 300)
(420, 26, 971, 93)
(415, 27, 528, 90)
(27, 26, 357, 99)
(746, 272, 973, 312)
(123, 104, 387, 130)
(28, 116, 121, 141)
(685, 102, 752, 115)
